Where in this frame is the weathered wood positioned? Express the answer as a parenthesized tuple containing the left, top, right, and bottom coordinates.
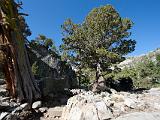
(0, 0, 41, 103)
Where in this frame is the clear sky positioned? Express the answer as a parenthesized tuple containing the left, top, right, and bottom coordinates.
(21, 0, 160, 56)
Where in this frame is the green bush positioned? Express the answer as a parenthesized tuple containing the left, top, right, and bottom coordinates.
(75, 54, 160, 89)
(109, 55, 160, 89)
(32, 61, 38, 75)
(76, 68, 95, 88)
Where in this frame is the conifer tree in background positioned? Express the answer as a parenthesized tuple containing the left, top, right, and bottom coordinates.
(0, 0, 41, 103)
(61, 5, 136, 90)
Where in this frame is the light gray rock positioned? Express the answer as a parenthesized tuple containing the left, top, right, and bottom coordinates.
(111, 94, 124, 102)
(0, 112, 9, 120)
(114, 112, 160, 120)
(61, 87, 160, 120)
(94, 101, 113, 120)
(124, 98, 137, 108)
(70, 89, 85, 95)
(20, 103, 30, 110)
(152, 102, 160, 110)
(11, 103, 29, 114)
(61, 94, 113, 120)
(20, 103, 27, 108)
(148, 88, 160, 96)
(118, 48, 160, 69)
(32, 101, 42, 109)
(100, 92, 110, 98)
(110, 89, 118, 94)
(1, 97, 10, 102)
(0, 103, 10, 110)
(149, 88, 160, 91)
(39, 107, 48, 113)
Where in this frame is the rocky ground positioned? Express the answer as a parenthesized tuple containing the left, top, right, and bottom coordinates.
(0, 78, 68, 120)
(1, 78, 160, 120)
(62, 88, 160, 120)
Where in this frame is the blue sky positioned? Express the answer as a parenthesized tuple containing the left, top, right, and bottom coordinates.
(22, 0, 160, 56)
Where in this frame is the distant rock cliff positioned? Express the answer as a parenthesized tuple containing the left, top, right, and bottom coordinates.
(118, 48, 160, 69)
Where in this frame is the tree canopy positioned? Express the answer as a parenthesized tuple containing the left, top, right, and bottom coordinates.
(61, 5, 136, 74)
(30, 34, 59, 57)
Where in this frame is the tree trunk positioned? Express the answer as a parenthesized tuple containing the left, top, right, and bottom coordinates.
(0, 0, 41, 103)
(96, 62, 102, 81)
(90, 62, 107, 92)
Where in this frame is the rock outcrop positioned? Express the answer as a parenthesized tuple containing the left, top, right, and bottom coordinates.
(118, 48, 160, 69)
(62, 88, 160, 120)
(28, 45, 77, 96)
(61, 91, 113, 120)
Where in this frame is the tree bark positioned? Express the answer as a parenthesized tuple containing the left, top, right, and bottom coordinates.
(0, 0, 41, 103)
(90, 62, 107, 92)
(96, 62, 102, 81)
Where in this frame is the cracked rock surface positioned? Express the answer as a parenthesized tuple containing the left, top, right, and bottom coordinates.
(62, 88, 160, 120)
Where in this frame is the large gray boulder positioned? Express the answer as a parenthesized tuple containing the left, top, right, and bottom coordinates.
(61, 91, 113, 120)
(114, 112, 160, 120)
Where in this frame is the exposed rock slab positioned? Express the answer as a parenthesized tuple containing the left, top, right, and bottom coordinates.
(61, 91, 113, 120)
(114, 112, 160, 120)
(62, 88, 160, 120)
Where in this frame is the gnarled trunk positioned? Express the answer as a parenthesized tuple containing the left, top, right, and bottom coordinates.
(0, 0, 41, 103)
(90, 62, 107, 93)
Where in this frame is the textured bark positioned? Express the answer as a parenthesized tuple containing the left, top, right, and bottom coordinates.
(90, 63, 107, 93)
(96, 63, 102, 81)
(0, 0, 41, 103)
